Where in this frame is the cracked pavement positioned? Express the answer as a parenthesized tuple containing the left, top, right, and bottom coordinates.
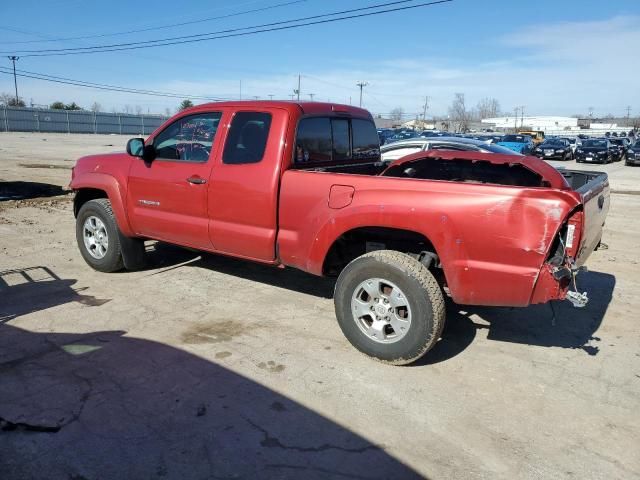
(1, 133, 639, 479)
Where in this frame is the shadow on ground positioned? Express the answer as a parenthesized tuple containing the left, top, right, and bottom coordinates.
(418, 270, 616, 365)
(0, 181, 66, 201)
(144, 242, 336, 299)
(137, 243, 616, 365)
(0, 267, 110, 323)
(0, 324, 422, 480)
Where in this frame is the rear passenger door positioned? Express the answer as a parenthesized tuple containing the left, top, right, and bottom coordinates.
(208, 108, 287, 262)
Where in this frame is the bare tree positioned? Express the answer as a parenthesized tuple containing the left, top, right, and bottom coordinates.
(448, 93, 469, 132)
(476, 97, 500, 119)
(90, 102, 102, 113)
(135, 105, 143, 115)
(124, 104, 132, 114)
(0, 92, 26, 107)
(390, 107, 404, 121)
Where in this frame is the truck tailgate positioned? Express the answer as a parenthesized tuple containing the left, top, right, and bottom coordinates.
(559, 169, 610, 266)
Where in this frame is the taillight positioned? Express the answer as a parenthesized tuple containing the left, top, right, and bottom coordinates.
(565, 210, 584, 259)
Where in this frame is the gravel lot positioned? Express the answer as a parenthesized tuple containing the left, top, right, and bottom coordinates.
(1, 132, 639, 479)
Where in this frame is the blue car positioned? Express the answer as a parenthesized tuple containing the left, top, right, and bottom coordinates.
(496, 134, 534, 154)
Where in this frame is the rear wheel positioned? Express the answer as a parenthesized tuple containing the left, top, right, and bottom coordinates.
(334, 250, 445, 365)
(76, 199, 124, 272)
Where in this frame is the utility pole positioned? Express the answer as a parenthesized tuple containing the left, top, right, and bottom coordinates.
(268, 94, 274, 100)
(253, 96, 260, 100)
(626, 105, 632, 123)
(308, 93, 315, 101)
(513, 107, 519, 132)
(356, 81, 368, 108)
(520, 105, 525, 128)
(294, 75, 301, 101)
(8, 56, 19, 105)
(422, 95, 430, 128)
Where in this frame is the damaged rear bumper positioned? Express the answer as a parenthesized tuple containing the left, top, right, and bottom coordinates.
(530, 263, 588, 308)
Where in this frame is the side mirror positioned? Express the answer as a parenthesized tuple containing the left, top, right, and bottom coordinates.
(126, 138, 145, 157)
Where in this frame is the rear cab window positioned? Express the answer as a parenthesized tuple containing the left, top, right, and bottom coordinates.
(223, 111, 272, 164)
(295, 116, 380, 168)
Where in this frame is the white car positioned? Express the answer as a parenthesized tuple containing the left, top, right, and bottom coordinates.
(380, 137, 521, 163)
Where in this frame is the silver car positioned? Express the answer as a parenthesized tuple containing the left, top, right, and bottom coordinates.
(380, 137, 522, 162)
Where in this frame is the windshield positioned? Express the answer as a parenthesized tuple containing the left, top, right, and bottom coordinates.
(583, 140, 607, 148)
(501, 135, 529, 143)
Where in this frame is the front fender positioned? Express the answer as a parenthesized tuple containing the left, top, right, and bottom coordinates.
(70, 172, 133, 237)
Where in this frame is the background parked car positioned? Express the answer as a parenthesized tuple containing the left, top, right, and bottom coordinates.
(575, 138, 616, 164)
(380, 137, 522, 162)
(377, 129, 395, 145)
(496, 134, 534, 154)
(532, 138, 573, 161)
(561, 137, 580, 155)
(626, 141, 640, 166)
(385, 130, 419, 144)
(609, 137, 630, 161)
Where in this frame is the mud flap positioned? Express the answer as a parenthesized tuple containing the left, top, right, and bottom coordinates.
(117, 230, 146, 271)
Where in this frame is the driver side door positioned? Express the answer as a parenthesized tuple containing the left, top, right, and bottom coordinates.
(127, 111, 224, 250)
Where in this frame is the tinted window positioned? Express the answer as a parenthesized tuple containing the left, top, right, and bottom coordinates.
(153, 112, 221, 162)
(331, 118, 351, 161)
(296, 117, 332, 163)
(583, 140, 607, 148)
(352, 119, 380, 161)
(223, 112, 272, 164)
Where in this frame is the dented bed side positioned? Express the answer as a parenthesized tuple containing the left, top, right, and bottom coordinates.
(278, 151, 607, 308)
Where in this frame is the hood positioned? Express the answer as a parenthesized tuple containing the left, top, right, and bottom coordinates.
(72, 152, 132, 180)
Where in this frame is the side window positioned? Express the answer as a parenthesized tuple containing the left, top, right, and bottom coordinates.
(223, 112, 272, 165)
(153, 113, 221, 162)
(331, 118, 351, 162)
(295, 117, 332, 163)
(352, 119, 380, 161)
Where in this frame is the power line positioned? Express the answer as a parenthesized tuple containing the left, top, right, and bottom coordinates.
(0, 67, 229, 101)
(2, 1, 453, 57)
(1, 0, 311, 45)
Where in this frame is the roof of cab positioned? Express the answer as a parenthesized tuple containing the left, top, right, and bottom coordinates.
(182, 100, 371, 118)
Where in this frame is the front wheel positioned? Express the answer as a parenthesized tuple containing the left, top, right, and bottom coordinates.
(76, 199, 124, 272)
(334, 250, 445, 365)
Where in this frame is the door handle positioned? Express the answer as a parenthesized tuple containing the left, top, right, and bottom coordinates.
(187, 176, 207, 184)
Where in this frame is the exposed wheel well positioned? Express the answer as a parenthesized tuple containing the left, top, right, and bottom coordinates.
(74, 188, 108, 217)
(322, 227, 440, 277)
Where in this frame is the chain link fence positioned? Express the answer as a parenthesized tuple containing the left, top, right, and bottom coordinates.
(0, 106, 168, 135)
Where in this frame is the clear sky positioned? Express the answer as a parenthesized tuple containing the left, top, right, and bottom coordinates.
(0, 0, 638, 118)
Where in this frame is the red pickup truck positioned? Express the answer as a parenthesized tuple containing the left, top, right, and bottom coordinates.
(70, 101, 609, 365)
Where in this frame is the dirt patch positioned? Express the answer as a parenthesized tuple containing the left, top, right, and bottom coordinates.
(257, 360, 286, 373)
(181, 320, 250, 344)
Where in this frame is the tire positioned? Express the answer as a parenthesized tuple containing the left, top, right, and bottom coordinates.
(334, 250, 445, 365)
(76, 198, 124, 272)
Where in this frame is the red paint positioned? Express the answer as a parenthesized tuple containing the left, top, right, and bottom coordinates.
(70, 101, 607, 308)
